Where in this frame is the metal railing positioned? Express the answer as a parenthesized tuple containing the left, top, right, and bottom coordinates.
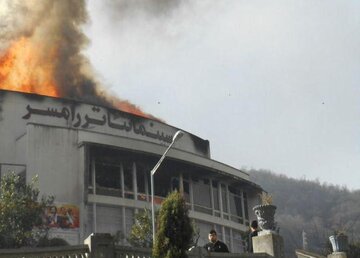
(0, 245, 89, 258)
(113, 246, 271, 258)
(0, 234, 273, 258)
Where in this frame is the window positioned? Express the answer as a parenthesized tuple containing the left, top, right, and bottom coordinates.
(95, 162, 121, 197)
(183, 179, 190, 203)
(221, 184, 229, 219)
(229, 186, 243, 223)
(154, 170, 171, 198)
(243, 191, 249, 225)
(171, 177, 180, 191)
(232, 230, 245, 253)
(86, 204, 94, 237)
(125, 208, 134, 241)
(193, 178, 212, 215)
(96, 205, 123, 235)
(195, 220, 213, 247)
(123, 161, 134, 199)
(224, 227, 231, 250)
(212, 180, 220, 217)
(136, 164, 148, 201)
(214, 224, 223, 241)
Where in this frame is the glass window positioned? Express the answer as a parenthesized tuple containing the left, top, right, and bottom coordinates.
(212, 180, 219, 210)
(154, 170, 171, 199)
(96, 205, 123, 235)
(88, 163, 94, 193)
(123, 161, 134, 199)
(125, 208, 134, 238)
(193, 179, 212, 214)
(221, 184, 228, 213)
(86, 204, 94, 237)
(136, 164, 147, 201)
(230, 195, 243, 223)
(214, 224, 223, 242)
(229, 186, 243, 223)
(243, 191, 249, 225)
(195, 220, 213, 247)
(232, 230, 245, 253)
(95, 162, 121, 197)
(225, 227, 231, 250)
(183, 180, 190, 203)
(171, 177, 180, 191)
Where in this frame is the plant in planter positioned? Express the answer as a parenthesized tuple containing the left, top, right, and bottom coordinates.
(252, 192, 277, 233)
(329, 230, 348, 253)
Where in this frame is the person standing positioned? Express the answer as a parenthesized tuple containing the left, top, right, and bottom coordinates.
(248, 220, 259, 253)
(203, 229, 229, 253)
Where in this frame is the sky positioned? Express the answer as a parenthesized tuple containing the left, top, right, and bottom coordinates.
(84, 0, 360, 190)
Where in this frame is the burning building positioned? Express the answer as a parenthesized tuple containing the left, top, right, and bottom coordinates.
(0, 89, 262, 251)
(0, 0, 264, 252)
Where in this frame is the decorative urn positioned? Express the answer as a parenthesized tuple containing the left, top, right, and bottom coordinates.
(253, 204, 277, 232)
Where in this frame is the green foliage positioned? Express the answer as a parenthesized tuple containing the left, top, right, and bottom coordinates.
(152, 191, 193, 258)
(37, 236, 69, 247)
(128, 208, 153, 248)
(0, 172, 54, 248)
(129, 208, 199, 249)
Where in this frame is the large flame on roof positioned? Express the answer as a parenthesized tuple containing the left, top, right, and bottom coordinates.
(0, 37, 59, 97)
(0, 0, 154, 119)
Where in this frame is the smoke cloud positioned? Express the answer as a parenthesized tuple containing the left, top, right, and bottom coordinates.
(103, 0, 187, 20)
(0, 0, 151, 118)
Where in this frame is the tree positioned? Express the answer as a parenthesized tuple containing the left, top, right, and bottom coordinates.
(152, 191, 193, 258)
(0, 172, 54, 248)
(128, 208, 154, 248)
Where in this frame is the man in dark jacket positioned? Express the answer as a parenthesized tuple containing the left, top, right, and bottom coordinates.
(248, 220, 259, 253)
(203, 229, 229, 253)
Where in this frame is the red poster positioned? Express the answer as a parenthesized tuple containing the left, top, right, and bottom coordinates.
(45, 204, 79, 229)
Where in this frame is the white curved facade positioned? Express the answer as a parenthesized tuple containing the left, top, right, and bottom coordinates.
(0, 90, 262, 252)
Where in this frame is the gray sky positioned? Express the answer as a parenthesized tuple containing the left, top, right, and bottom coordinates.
(84, 0, 360, 190)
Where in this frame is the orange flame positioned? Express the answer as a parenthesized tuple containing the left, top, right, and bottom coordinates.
(0, 37, 158, 120)
(0, 37, 59, 97)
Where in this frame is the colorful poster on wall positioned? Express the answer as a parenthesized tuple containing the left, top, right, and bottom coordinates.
(45, 204, 80, 229)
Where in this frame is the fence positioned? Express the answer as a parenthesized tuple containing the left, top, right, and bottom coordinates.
(0, 234, 273, 258)
(114, 245, 270, 258)
(0, 244, 89, 258)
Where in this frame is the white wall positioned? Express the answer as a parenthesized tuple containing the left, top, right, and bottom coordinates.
(26, 124, 81, 204)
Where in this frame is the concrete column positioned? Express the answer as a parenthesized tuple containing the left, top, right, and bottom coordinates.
(253, 232, 285, 258)
(84, 233, 115, 258)
(328, 252, 347, 258)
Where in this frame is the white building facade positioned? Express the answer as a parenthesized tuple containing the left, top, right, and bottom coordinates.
(0, 90, 262, 252)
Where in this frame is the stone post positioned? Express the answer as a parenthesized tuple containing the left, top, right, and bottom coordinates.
(84, 233, 115, 258)
(253, 232, 285, 258)
(327, 252, 347, 258)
